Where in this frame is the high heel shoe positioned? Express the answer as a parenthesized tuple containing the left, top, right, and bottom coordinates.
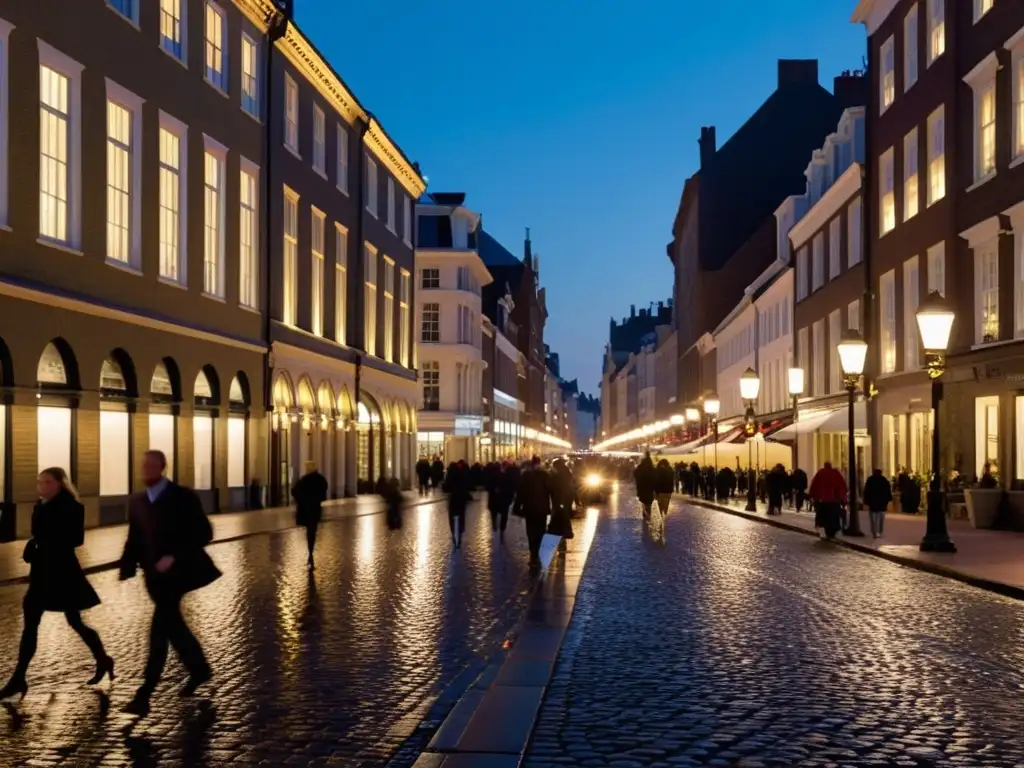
(87, 656, 115, 686)
(0, 677, 27, 701)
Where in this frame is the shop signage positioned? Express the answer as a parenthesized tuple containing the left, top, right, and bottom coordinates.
(454, 415, 483, 436)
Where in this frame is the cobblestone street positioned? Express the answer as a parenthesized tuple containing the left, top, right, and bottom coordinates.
(0, 498, 540, 767)
(524, 496, 1024, 768)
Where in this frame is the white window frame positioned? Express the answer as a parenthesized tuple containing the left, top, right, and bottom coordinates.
(158, 111, 188, 286)
(927, 240, 945, 298)
(421, 302, 440, 344)
(905, 4, 919, 92)
(848, 299, 861, 332)
(241, 33, 260, 120)
(422, 267, 440, 289)
(105, 79, 144, 270)
(828, 217, 841, 280)
(812, 319, 825, 396)
(812, 233, 824, 291)
(964, 54, 999, 187)
(403, 194, 412, 246)
(159, 0, 186, 64)
(284, 74, 299, 156)
(1008, 29, 1024, 164)
(880, 36, 896, 113)
(927, 0, 945, 66)
(0, 19, 14, 228)
(904, 255, 920, 371)
(387, 177, 395, 233)
(366, 157, 378, 218)
(974, 0, 994, 23)
(796, 246, 808, 300)
(335, 223, 348, 344)
(382, 256, 395, 362)
(311, 207, 326, 336)
(976, 239, 1000, 344)
(364, 242, 378, 355)
(847, 197, 862, 267)
(336, 124, 348, 194)
(107, 0, 139, 26)
(829, 310, 842, 394)
(880, 147, 896, 235)
(927, 106, 946, 205)
(880, 270, 897, 374)
(312, 104, 326, 177)
(204, 2, 227, 93)
(282, 186, 299, 326)
(37, 41, 83, 251)
(239, 157, 259, 309)
(904, 128, 919, 221)
(399, 268, 410, 367)
(202, 134, 227, 299)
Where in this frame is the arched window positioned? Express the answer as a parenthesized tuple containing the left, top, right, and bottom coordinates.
(149, 359, 180, 480)
(193, 367, 219, 491)
(98, 354, 132, 497)
(37, 342, 68, 386)
(227, 373, 250, 490)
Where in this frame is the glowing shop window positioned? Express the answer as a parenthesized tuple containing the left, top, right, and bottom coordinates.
(149, 413, 176, 478)
(193, 414, 213, 490)
(99, 410, 130, 496)
(37, 406, 71, 475)
(227, 415, 245, 487)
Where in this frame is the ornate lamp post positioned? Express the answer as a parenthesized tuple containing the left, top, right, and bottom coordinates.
(740, 367, 761, 511)
(788, 367, 805, 474)
(916, 291, 957, 553)
(837, 329, 868, 537)
(704, 396, 720, 471)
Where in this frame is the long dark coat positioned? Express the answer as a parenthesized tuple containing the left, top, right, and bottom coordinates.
(292, 471, 329, 527)
(24, 490, 100, 612)
(634, 459, 656, 505)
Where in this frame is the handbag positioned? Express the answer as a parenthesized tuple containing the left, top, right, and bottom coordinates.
(22, 539, 37, 564)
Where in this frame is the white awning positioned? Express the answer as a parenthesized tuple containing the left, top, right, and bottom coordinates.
(771, 401, 866, 439)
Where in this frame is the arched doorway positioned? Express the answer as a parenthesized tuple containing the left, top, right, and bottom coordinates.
(296, 376, 317, 476)
(270, 372, 295, 506)
(36, 339, 80, 480)
(193, 366, 220, 509)
(149, 358, 181, 479)
(98, 350, 136, 519)
(356, 394, 381, 492)
(227, 372, 250, 506)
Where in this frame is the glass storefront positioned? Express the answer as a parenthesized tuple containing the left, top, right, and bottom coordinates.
(418, 431, 445, 460)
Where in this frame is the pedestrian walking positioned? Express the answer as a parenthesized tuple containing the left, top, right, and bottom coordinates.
(655, 459, 674, 517)
(119, 450, 220, 716)
(415, 457, 431, 495)
(808, 461, 848, 540)
(377, 475, 403, 530)
(863, 468, 893, 539)
(792, 467, 809, 511)
(515, 457, 552, 570)
(444, 461, 472, 550)
(634, 453, 656, 520)
(293, 461, 329, 568)
(0, 468, 113, 701)
(766, 464, 786, 515)
(548, 459, 576, 538)
(430, 456, 445, 491)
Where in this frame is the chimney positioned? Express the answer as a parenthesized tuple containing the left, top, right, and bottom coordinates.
(524, 227, 532, 264)
(777, 59, 819, 88)
(833, 71, 868, 110)
(630, 304, 636, 318)
(699, 126, 716, 169)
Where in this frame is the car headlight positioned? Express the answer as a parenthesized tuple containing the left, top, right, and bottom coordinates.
(586, 474, 601, 488)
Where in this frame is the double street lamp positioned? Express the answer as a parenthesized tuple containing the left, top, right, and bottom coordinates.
(740, 367, 760, 512)
(837, 330, 869, 537)
(704, 396, 720, 471)
(916, 291, 957, 553)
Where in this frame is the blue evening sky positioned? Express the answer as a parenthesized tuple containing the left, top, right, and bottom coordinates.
(295, 0, 866, 394)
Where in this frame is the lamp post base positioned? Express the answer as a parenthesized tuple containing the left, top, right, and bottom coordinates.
(843, 516, 866, 537)
(919, 489, 957, 553)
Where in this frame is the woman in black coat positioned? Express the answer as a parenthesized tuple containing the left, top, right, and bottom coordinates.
(0, 468, 112, 700)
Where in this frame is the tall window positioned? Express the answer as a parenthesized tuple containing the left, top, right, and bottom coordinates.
(422, 267, 440, 289)
(928, 106, 945, 205)
(904, 256, 920, 370)
(976, 80, 997, 181)
(881, 36, 895, 112)
(880, 147, 896, 235)
(336, 124, 348, 193)
(812, 233, 824, 291)
(158, 119, 186, 283)
(312, 104, 325, 175)
(282, 188, 298, 325)
(880, 269, 897, 374)
(382, 257, 394, 362)
(828, 217, 841, 280)
(796, 246, 808, 300)
(366, 158, 378, 217)
(363, 244, 378, 355)
(829, 310, 842, 394)
(39, 65, 70, 244)
(204, 3, 226, 92)
(848, 299, 861, 332)
(335, 224, 348, 344)
(927, 0, 945, 65)
(848, 198, 862, 266)
(904, 128, 919, 221)
(422, 361, 439, 411)
(977, 241, 999, 343)
(241, 34, 259, 118)
(403, 195, 412, 245)
(106, 101, 132, 264)
(160, 0, 184, 61)
(905, 4, 919, 91)
(387, 178, 395, 232)
(203, 145, 225, 297)
(812, 320, 825, 396)
(284, 75, 298, 153)
(239, 163, 258, 308)
(927, 241, 945, 297)
(109, 0, 137, 22)
(421, 303, 440, 343)
(974, 0, 994, 22)
(399, 269, 410, 367)
(311, 209, 325, 336)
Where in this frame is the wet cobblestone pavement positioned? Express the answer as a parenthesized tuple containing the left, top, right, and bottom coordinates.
(524, 496, 1024, 768)
(0, 499, 538, 766)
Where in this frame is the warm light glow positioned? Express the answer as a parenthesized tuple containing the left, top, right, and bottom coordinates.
(916, 290, 955, 352)
(704, 397, 720, 416)
(837, 330, 869, 376)
(788, 367, 805, 397)
(670, 414, 685, 425)
(739, 367, 760, 402)
(586, 473, 601, 488)
(685, 407, 700, 423)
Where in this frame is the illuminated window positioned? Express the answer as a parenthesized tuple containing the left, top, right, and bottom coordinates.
(880, 147, 895, 235)
(311, 209, 325, 336)
(364, 243, 378, 354)
(880, 270, 896, 373)
(927, 106, 945, 205)
(204, 2, 226, 92)
(880, 36, 895, 112)
(927, 0, 944, 65)
(904, 4, 919, 91)
(241, 34, 259, 118)
(160, 0, 185, 61)
(904, 128, 919, 221)
(159, 118, 186, 283)
(239, 161, 259, 308)
(335, 224, 348, 344)
(282, 187, 298, 325)
(312, 104, 325, 175)
(284, 75, 298, 153)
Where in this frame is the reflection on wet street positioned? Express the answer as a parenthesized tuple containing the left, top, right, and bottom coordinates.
(0, 498, 540, 766)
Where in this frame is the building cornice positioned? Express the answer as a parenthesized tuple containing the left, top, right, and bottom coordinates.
(851, 0, 899, 36)
(275, 26, 363, 125)
(364, 118, 426, 198)
(789, 163, 863, 249)
(231, 0, 279, 32)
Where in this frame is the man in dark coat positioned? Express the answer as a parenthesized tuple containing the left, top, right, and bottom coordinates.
(792, 467, 809, 511)
(415, 458, 431, 495)
(293, 461, 329, 567)
(430, 457, 445, 490)
(443, 461, 472, 549)
(863, 468, 893, 538)
(515, 457, 552, 569)
(120, 450, 221, 716)
(766, 464, 786, 515)
(634, 453, 656, 519)
(548, 459, 575, 538)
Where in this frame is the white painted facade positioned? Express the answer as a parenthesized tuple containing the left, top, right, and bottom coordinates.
(714, 302, 757, 421)
(753, 268, 794, 415)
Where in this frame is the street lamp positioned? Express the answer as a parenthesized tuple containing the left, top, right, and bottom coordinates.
(837, 329, 868, 537)
(704, 395, 720, 474)
(740, 367, 761, 511)
(916, 291, 957, 553)
(788, 367, 805, 480)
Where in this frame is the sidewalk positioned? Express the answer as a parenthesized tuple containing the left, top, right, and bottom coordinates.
(0, 491, 441, 585)
(690, 495, 1024, 597)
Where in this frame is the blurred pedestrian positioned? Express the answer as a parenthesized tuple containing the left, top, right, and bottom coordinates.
(808, 461, 847, 540)
(377, 475, 403, 530)
(863, 468, 893, 539)
(515, 457, 552, 570)
(766, 464, 786, 515)
(119, 450, 220, 716)
(293, 460, 328, 568)
(792, 467, 808, 511)
(0, 468, 112, 701)
(549, 459, 575, 538)
(415, 457, 431, 495)
(655, 459, 674, 516)
(430, 456, 445, 491)
(444, 461, 472, 550)
(634, 453, 656, 520)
